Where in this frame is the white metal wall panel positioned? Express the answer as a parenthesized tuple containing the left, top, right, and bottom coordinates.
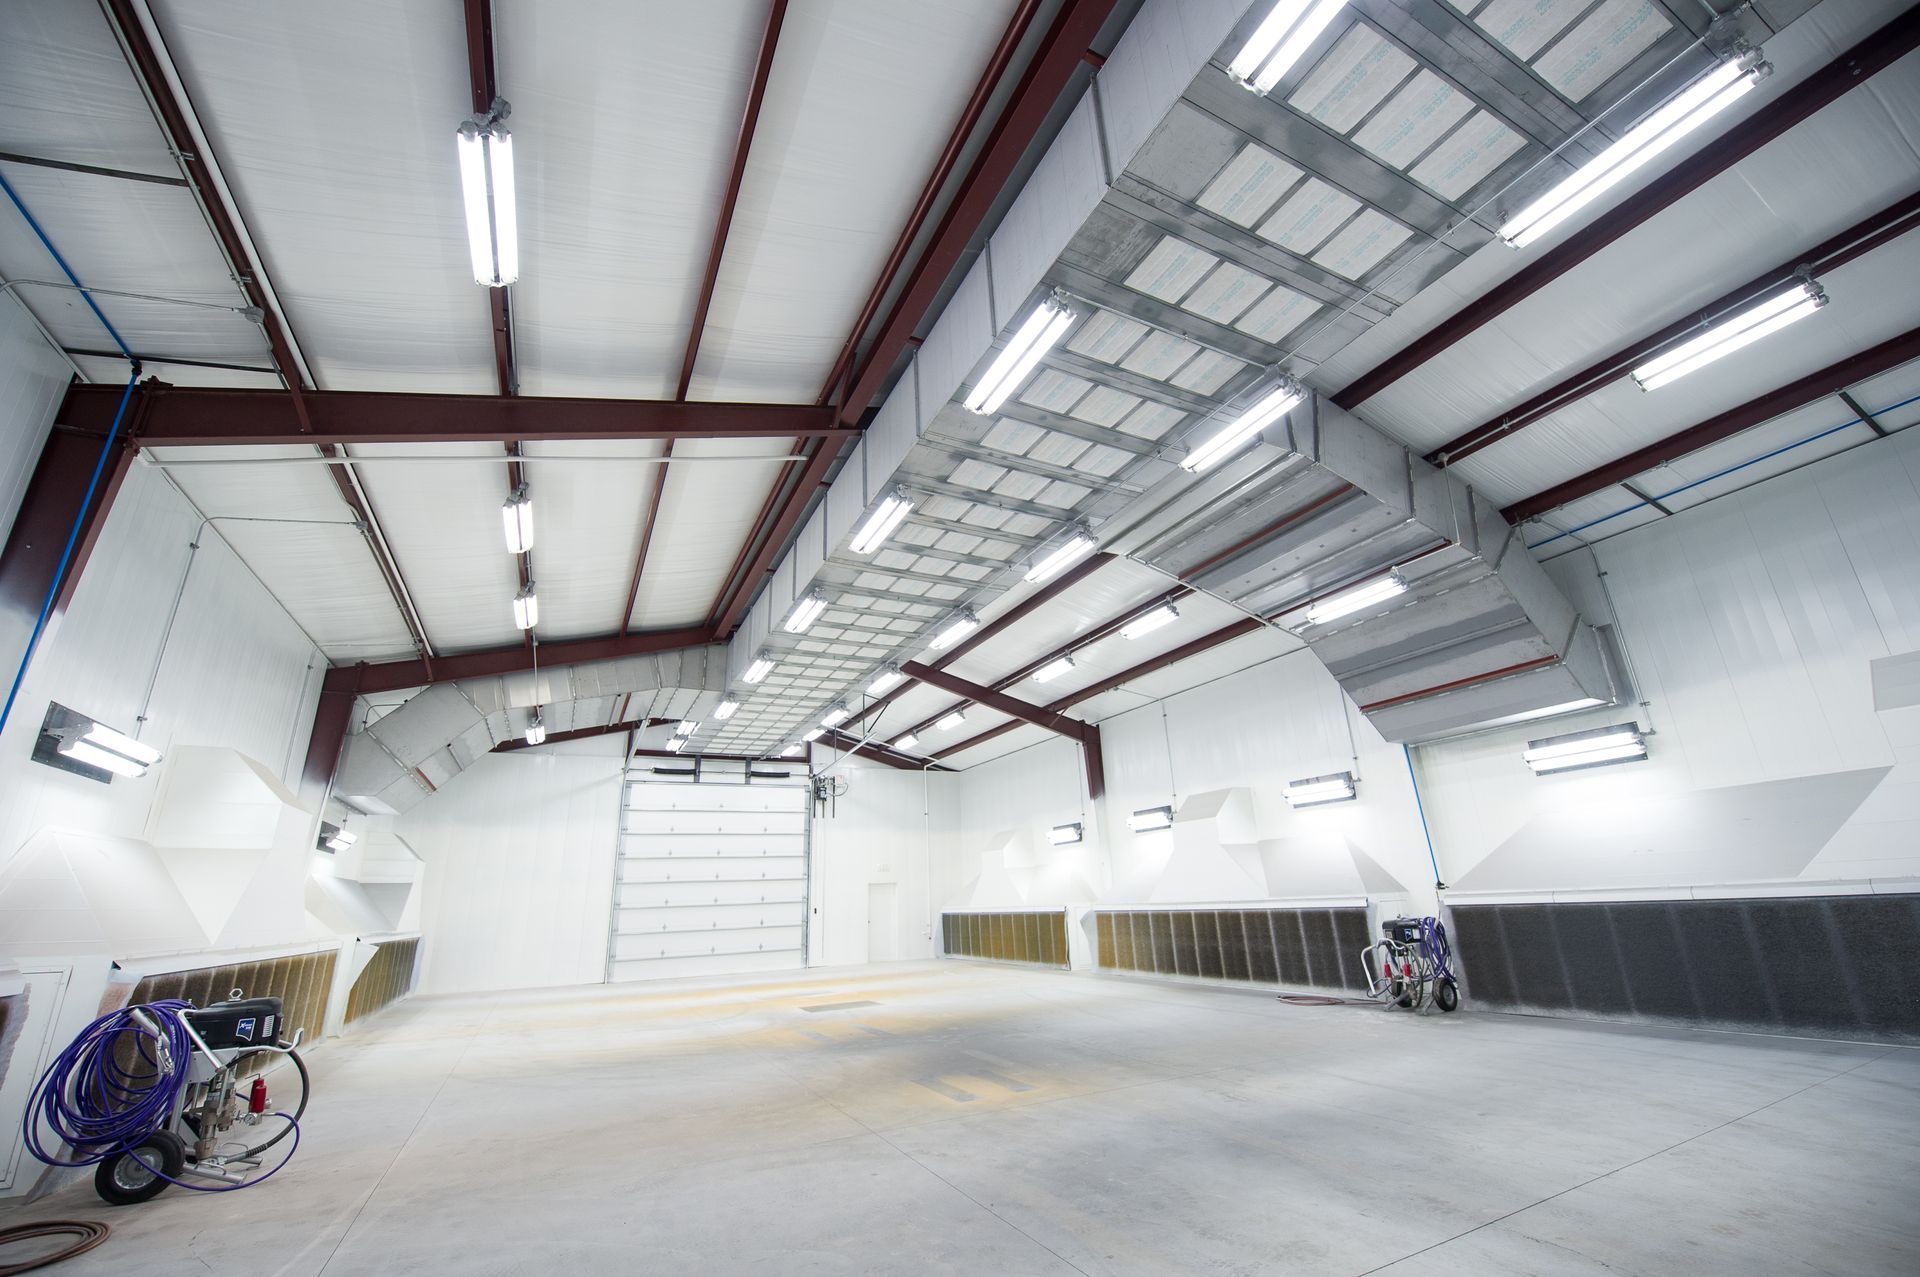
(986, 92, 1109, 335)
(915, 255, 996, 434)
(608, 776, 812, 983)
(864, 363, 920, 483)
(795, 503, 827, 587)
(825, 438, 870, 550)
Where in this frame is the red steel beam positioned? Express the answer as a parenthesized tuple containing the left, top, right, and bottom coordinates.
(492, 717, 664, 754)
(816, 0, 1047, 406)
(679, 0, 788, 400)
(302, 665, 361, 794)
(1082, 723, 1105, 801)
(343, 624, 713, 696)
(901, 661, 1093, 742)
(1429, 191, 1920, 466)
(617, 456, 673, 635)
(833, 0, 1120, 424)
(60, 383, 849, 446)
(707, 439, 840, 638)
(1504, 324, 1920, 524)
(819, 728, 950, 772)
(1333, 6, 1920, 412)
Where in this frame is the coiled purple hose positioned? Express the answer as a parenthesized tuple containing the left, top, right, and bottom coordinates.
(23, 1000, 195, 1168)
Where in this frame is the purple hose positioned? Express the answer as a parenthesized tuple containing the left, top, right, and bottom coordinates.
(24, 1000, 195, 1168)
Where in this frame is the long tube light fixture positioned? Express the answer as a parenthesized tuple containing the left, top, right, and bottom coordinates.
(714, 700, 739, 720)
(935, 710, 967, 731)
(500, 485, 533, 554)
(1182, 377, 1306, 473)
(1499, 52, 1770, 249)
(1522, 722, 1647, 775)
(1284, 771, 1356, 808)
(929, 610, 980, 651)
(783, 593, 827, 634)
(742, 656, 775, 684)
(1024, 532, 1096, 584)
(524, 713, 546, 746)
(456, 100, 519, 286)
(1128, 805, 1175, 832)
(1121, 604, 1179, 640)
(675, 720, 699, 736)
(1032, 655, 1076, 683)
(802, 727, 826, 743)
(820, 707, 851, 728)
(849, 489, 915, 555)
(867, 668, 906, 696)
(1632, 278, 1827, 390)
(665, 737, 685, 753)
(1303, 572, 1405, 626)
(1229, 0, 1350, 94)
(512, 582, 539, 630)
(964, 293, 1075, 415)
(61, 739, 149, 779)
(893, 732, 919, 751)
(779, 743, 803, 757)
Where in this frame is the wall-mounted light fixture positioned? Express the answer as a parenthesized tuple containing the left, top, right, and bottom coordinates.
(1128, 805, 1175, 832)
(1522, 723, 1647, 775)
(317, 822, 358, 853)
(1048, 822, 1084, 846)
(33, 704, 162, 783)
(1284, 771, 1356, 808)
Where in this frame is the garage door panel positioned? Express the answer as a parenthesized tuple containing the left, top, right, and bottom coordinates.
(621, 809, 807, 837)
(619, 880, 805, 909)
(612, 925, 806, 961)
(618, 830, 806, 856)
(617, 902, 806, 932)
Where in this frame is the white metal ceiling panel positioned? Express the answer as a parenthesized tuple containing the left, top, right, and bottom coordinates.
(149, 0, 495, 392)
(0, 2, 175, 173)
(628, 439, 789, 630)
(521, 439, 666, 639)
(687, 0, 1021, 402)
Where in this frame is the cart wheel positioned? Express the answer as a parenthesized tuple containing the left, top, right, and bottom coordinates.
(94, 1130, 185, 1206)
(1435, 979, 1460, 1013)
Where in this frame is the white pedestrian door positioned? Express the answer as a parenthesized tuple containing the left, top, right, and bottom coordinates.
(608, 767, 811, 983)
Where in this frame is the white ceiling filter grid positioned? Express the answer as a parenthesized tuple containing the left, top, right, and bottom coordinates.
(500, 0, 766, 398)
(343, 443, 523, 652)
(142, 447, 419, 661)
(686, 0, 1021, 401)
(521, 439, 667, 637)
(626, 438, 792, 630)
(150, 0, 496, 391)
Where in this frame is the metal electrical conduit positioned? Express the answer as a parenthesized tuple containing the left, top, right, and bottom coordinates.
(1527, 388, 1920, 551)
(0, 170, 141, 739)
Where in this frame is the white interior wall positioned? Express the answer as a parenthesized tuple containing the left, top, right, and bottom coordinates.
(0, 297, 77, 678)
(402, 735, 624, 995)
(807, 759, 950, 967)
(1417, 427, 1920, 898)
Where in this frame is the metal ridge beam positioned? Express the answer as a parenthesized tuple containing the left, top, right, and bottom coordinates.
(338, 625, 714, 696)
(834, 0, 1122, 425)
(1504, 325, 1920, 523)
(1429, 190, 1920, 466)
(1332, 5, 1920, 410)
(60, 383, 850, 446)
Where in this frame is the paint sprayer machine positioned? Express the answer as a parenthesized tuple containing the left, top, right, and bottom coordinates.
(23, 992, 309, 1205)
(1361, 916, 1460, 1013)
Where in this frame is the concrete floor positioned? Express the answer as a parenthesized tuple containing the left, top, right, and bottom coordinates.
(5, 961, 1917, 1275)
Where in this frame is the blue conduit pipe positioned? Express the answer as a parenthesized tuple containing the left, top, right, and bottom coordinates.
(0, 169, 145, 739)
(1403, 744, 1444, 889)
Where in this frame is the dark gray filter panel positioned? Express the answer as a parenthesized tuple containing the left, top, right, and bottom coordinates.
(1091, 908, 1370, 992)
(1450, 895, 1920, 1042)
(942, 912, 1069, 968)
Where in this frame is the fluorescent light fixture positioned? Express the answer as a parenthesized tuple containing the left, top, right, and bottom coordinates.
(802, 728, 825, 743)
(1121, 604, 1179, 640)
(60, 739, 147, 778)
(849, 490, 914, 555)
(1523, 722, 1647, 775)
(820, 707, 851, 728)
(1032, 655, 1076, 683)
(524, 715, 546, 746)
(714, 700, 739, 720)
(1500, 55, 1769, 248)
(1048, 822, 1084, 846)
(867, 668, 906, 696)
(329, 829, 359, 849)
(1229, 0, 1350, 94)
(964, 294, 1075, 415)
(893, 732, 919, 750)
(512, 582, 539, 630)
(1025, 533, 1096, 584)
(1129, 805, 1175, 832)
(456, 106, 518, 286)
(742, 656, 774, 684)
(929, 610, 979, 651)
(1285, 771, 1356, 808)
(675, 720, 699, 736)
(783, 593, 827, 634)
(1632, 280, 1826, 390)
(500, 486, 533, 553)
(1182, 378, 1306, 473)
(80, 722, 161, 766)
(665, 737, 685, 753)
(935, 710, 967, 731)
(324, 835, 352, 852)
(779, 744, 803, 757)
(1303, 573, 1405, 626)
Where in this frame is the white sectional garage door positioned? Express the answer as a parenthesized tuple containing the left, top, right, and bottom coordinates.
(608, 771, 811, 983)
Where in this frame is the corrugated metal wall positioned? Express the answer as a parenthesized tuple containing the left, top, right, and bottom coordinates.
(344, 936, 420, 1024)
